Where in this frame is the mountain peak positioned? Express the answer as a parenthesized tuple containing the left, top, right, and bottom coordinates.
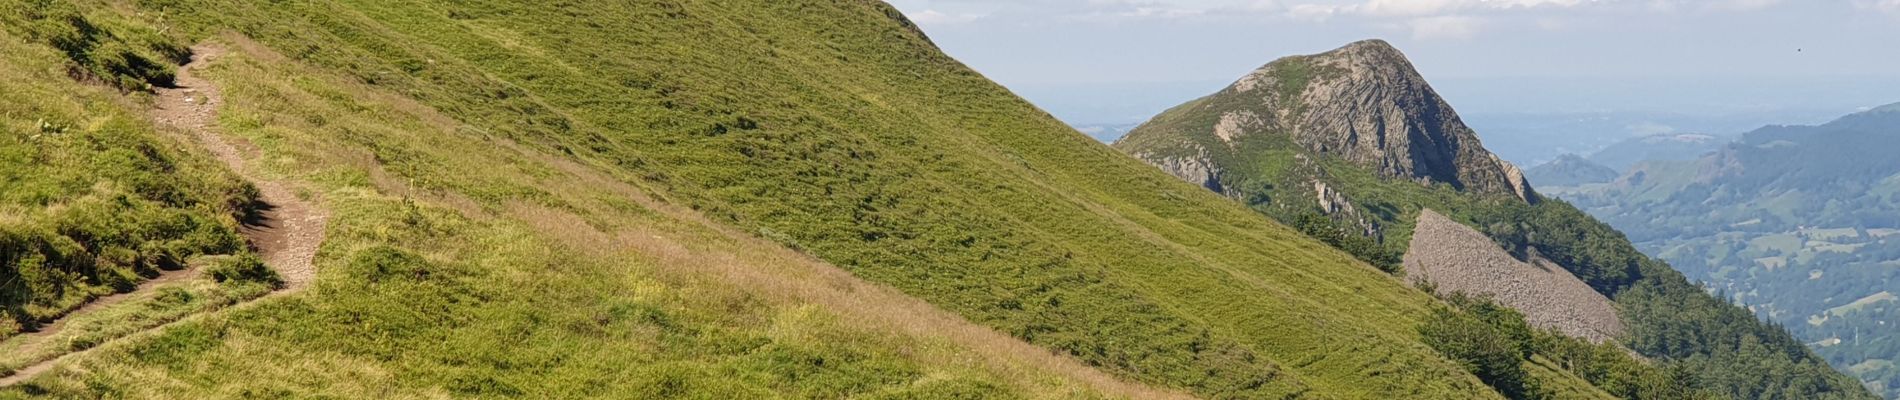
(1341, 38, 1397, 51)
(1135, 39, 1534, 202)
(1326, 38, 1410, 64)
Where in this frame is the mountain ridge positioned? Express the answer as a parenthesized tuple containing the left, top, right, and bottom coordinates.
(1548, 103, 1900, 397)
(1116, 38, 1875, 400)
(1119, 39, 1534, 203)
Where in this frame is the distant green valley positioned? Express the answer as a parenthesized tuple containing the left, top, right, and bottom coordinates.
(1544, 104, 1900, 398)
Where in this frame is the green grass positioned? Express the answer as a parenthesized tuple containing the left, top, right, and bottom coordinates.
(0, 10, 256, 338)
(1829, 292, 1896, 317)
(0, 262, 272, 375)
(177, 1, 1529, 397)
(0, 0, 1574, 398)
(1751, 234, 1804, 255)
(0, 34, 1144, 400)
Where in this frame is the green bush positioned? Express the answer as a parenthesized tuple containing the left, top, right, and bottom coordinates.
(203, 254, 280, 288)
(0, 3, 256, 335)
(1420, 302, 1531, 399)
(1429, 292, 1718, 400)
(0, 188, 248, 328)
(0, 0, 186, 91)
(1291, 212, 1402, 273)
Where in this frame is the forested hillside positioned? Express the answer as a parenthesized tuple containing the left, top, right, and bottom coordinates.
(1553, 104, 1900, 398)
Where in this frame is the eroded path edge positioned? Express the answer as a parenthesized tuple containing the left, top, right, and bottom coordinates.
(0, 43, 329, 386)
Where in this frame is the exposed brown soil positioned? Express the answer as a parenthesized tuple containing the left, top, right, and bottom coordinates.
(1403, 209, 1626, 343)
(153, 44, 328, 290)
(0, 43, 328, 386)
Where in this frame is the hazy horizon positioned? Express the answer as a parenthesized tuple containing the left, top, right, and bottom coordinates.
(887, 0, 1900, 157)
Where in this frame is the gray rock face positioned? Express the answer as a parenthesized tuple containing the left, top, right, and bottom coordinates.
(1137, 146, 1225, 194)
(1403, 209, 1626, 343)
(1293, 40, 1530, 200)
(1216, 39, 1536, 202)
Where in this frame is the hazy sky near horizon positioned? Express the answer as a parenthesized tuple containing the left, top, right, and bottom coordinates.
(884, 0, 1900, 124)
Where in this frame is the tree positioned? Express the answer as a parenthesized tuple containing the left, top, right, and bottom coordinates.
(1420, 304, 1530, 399)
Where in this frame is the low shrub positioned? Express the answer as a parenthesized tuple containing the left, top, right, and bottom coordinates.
(203, 254, 280, 288)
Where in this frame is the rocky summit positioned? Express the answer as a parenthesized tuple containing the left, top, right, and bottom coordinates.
(1116, 39, 1534, 202)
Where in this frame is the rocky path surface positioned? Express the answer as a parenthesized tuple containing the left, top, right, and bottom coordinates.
(0, 43, 328, 386)
(156, 44, 328, 290)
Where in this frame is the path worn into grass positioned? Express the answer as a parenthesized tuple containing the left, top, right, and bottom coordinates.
(0, 44, 328, 386)
(157, 44, 328, 290)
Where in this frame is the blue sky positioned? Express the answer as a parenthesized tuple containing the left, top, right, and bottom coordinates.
(884, 0, 1900, 127)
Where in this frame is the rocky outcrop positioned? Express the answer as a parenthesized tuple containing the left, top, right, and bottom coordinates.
(1403, 209, 1625, 343)
(1119, 39, 1537, 203)
(1313, 180, 1353, 215)
(1214, 111, 1263, 144)
(1283, 40, 1533, 200)
(1136, 146, 1226, 194)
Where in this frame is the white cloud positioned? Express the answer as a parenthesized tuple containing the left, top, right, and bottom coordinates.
(1287, 3, 1346, 20)
(1409, 15, 1484, 39)
(1855, 0, 1900, 13)
(1324, 0, 1591, 17)
(1711, 0, 1781, 11)
(1115, 6, 1209, 19)
(910, 9, 985, 25)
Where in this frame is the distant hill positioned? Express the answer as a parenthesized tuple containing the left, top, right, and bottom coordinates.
(1117, 39, 1874, 400)
(1527, 154, 1619, 187)
(1550, 103, 1900, 398)
(1587, 133, 1731, 171)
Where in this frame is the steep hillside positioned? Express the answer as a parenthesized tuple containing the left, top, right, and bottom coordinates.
(1117, 40, 1874, 399)
(0, 6, 277, 349)
(1552, 104, 1900, 398)
(1, 3, 1203, 398)
(1527, 154, 1619, 187)
(0, 1, 1628, 398)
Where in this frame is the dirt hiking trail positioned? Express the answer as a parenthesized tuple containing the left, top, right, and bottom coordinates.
(157, 44, 328, 289)
(0, 44, 328, 386)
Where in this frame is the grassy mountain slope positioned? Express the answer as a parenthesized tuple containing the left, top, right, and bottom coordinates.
(0, 6, 266, 340)
(0, 3, 1188, 398)
(1116, 40, 1874, 399)
(0, 0, 1607, 398)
